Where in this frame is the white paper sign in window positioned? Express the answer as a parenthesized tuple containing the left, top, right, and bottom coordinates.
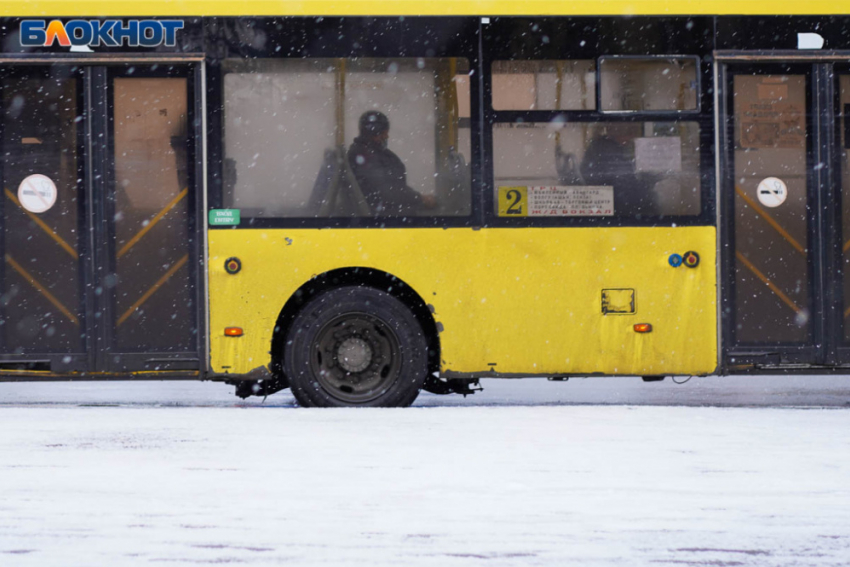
(635, 137, 682, 173)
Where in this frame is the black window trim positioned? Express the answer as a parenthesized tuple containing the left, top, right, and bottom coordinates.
(486, 70, 712, 227)
(480, 16, 716, 228)
(484, 111, 713, 228)
(205, 16, 484, 231)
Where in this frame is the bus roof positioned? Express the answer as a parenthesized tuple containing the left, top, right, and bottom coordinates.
(2, 1, 850, 17)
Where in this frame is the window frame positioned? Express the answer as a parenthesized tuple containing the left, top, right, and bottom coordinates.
(205, 16, 482, 230)
(596, 54, 702, 115)
(481, 16, 716, 228)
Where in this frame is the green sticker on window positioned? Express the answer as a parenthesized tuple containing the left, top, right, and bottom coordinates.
(209, 209, 240, 226)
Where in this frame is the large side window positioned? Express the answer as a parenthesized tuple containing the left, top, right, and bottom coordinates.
(491, 57, 702, 219)
(222, 58, 471, 218)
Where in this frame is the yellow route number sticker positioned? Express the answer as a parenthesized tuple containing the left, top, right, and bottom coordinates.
(498, 186, 528, 217)
(497, 185, 614, 217)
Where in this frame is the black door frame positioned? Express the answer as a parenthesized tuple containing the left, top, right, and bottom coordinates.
(0, 55, 206, 377)
(719, 54, 850, 370)
(828, 62, 850, 366)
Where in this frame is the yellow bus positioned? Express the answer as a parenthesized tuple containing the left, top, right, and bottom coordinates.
(1, 1, 849, 406)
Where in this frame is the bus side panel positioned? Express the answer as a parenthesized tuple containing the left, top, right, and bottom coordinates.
(208, 226, 717, 377)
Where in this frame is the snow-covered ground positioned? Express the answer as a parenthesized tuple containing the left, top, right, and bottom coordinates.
(1, 377, 849, 566)
(1, 373, 850, 408)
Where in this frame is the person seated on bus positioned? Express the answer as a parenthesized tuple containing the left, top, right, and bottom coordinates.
(580, 125, 657, 215)
(348, 111, 437, 216)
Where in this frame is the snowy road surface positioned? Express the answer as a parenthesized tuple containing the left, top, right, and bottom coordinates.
(1, 377, 849, 566)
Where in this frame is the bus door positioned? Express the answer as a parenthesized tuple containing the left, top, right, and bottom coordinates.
(720, 60, 850, 369)
(103, 66, 201, 373)
(0, 62, 203, 375)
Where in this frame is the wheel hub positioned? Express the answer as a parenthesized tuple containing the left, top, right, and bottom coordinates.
(336, 337, 373, 373)
(311, 312, 402, 404)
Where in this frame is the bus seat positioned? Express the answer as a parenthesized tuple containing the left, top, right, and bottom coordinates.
(555, 145, 584, 186)
(308, 147, 344, 217)
(339, 150, 372, 217)
(437, 147, 471, 215)
(308, 147, 372, 217)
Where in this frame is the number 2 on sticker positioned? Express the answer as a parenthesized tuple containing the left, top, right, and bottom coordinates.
(506, 189, 523, 215)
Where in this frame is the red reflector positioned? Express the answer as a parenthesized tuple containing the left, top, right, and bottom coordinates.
(634, 323, 652, 333)
(224, 327, 243, 337)
(224, 257, 242, 275)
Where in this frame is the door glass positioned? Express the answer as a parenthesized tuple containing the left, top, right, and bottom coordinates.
(733, 74, 810, 344)
(1, 71, 83, 354)
(112, 77, 194, 352)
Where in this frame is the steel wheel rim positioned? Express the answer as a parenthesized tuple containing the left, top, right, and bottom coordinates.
(310, 312, 402, 403)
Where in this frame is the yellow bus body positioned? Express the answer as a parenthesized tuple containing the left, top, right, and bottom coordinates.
(3, 1, 850, 17)
(210, 227, 717, 377)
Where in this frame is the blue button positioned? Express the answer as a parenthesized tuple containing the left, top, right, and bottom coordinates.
(668, 253, 683, 268)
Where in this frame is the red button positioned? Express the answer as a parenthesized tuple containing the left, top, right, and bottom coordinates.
(224, 257, 241, 274)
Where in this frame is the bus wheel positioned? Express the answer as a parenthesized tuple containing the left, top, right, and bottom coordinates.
(284, 286, 428, 407)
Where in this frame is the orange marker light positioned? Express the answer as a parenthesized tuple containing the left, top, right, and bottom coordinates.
(634, 323, 653, 333)
(224, 327, 243, 337)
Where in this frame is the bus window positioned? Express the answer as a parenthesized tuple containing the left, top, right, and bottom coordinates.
(491, 60, 596, 110)
(492, 121, 701, 217)
(599, 57, 699, 112)
(222, 58, 471, 219)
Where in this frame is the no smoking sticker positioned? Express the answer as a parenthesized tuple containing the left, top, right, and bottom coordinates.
(757, 177, 788, 208)
(17, 174, 57, 214)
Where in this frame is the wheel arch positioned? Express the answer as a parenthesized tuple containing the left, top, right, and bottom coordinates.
(270, 267, 441, 382)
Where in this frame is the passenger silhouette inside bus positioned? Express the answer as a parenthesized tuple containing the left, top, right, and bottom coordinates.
(347, 111, 437, 216)
(580, 124, 658, 215)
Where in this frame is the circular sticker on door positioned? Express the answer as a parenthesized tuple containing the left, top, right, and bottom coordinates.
(17, 174, 57, 214)
(757, 177, 788, 208)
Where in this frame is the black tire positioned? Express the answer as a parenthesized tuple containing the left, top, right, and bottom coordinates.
(283, 286, 428, 407)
